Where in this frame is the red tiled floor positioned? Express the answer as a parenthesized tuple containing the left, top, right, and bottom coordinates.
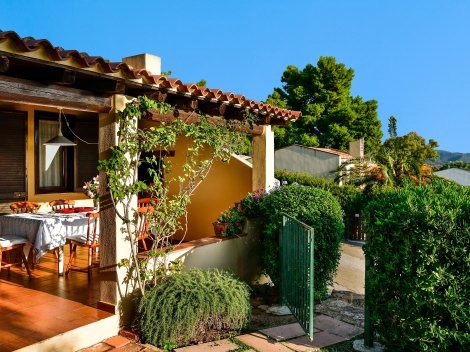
(103, 335, 130, 348)
(0, 248, 112, 351)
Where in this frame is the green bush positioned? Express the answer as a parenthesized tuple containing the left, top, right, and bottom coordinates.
(138, 269, 251, 347)
(239, 189, 267, 218)
(363, 180, 470, 351)
(275, 170, 365, 231)
(260, 185, 344, 299)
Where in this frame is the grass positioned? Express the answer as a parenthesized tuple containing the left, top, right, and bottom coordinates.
(230, 336, 253, 351)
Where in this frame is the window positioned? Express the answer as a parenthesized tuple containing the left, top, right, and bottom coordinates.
(138, 151, 174, 198)
(0, 111, 27, 201)
(35, 112, 98, 194)
(138, 152, 164, 184)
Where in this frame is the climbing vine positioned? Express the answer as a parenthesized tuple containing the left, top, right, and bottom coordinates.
(99, 96, 252, 295)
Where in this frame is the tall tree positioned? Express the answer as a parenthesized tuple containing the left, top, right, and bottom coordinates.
(267, 56, 383, 153)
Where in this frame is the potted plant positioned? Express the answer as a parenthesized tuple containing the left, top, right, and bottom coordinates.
(212, 207, 245, 238)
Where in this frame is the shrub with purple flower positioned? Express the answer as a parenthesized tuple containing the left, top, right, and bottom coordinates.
(239, 189, 267, 218)
(83, 175, 100, 201)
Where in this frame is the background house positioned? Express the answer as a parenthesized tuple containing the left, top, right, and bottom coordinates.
(434, 167, 470, 186)
(275, 139, 364, 183)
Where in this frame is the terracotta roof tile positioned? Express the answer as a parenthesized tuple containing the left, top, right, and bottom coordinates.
(0, 29, 301, 122)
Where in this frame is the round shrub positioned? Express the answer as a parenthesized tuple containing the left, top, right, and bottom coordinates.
(363, 180, 470, 351)
(275, 169, 366, 235)
(260, 185, 344, 299)
(138, 269, 251, 347)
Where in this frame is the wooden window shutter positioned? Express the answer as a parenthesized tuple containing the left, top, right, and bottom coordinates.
(75, 118, 99, 190)
(0, 111, 27, 201)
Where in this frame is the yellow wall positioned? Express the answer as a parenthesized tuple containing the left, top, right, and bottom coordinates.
(138, 120, 253, 241)
(175, 139, 252, 241)
(0, 101, 95, 212)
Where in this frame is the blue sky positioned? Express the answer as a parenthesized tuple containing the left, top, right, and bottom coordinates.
(3, 0, 469, 152)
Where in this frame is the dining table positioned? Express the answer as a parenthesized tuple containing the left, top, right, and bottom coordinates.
(0, 209, 94, 275)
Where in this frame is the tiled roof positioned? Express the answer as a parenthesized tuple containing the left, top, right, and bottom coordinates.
(295, 145, 354, 159)
(0, 30, 301, 122)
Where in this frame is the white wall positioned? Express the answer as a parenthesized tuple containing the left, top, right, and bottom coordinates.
(167, 219, 263, 283)
(275, 145, 340, 179)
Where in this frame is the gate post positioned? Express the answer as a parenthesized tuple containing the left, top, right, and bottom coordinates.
(364, 253, 374, 347)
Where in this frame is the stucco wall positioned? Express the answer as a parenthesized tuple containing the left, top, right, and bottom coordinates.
(172, 137, 252, 241)
(275, 145, 340, 179)
(168, 219, 263, 282)
(138, 120, 253, 241)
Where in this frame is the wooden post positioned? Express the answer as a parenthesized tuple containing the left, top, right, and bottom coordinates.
(252, 125, 275, 191)
(97, 94, 136, 321)
(364, 253, 374, 347)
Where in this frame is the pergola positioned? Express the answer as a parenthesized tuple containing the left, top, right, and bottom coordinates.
(0, 29, 301, 315)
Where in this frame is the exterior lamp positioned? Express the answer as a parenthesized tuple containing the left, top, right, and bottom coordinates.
(44, 110, 76, 147)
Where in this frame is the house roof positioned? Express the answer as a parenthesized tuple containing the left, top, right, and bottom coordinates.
(281, 144, 354, 159)
(434, 168, 470, 186)
(0, 30, 301, 122)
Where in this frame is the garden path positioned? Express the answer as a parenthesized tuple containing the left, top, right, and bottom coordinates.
(82, 314, 363, 352)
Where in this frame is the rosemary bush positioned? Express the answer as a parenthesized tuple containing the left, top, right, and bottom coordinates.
(138, 269, 251, 347)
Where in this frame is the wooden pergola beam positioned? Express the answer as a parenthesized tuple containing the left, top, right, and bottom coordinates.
(149, 110, 264, 135)
(0, 74, 111, 112)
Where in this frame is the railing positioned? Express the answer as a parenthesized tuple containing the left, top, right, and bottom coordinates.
(281, 213, 315, 340)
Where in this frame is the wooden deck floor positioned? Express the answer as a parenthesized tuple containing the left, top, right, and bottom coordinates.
(0, 248, 112, 352)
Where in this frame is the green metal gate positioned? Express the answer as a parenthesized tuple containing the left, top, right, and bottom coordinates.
(281, 214, 315, 340)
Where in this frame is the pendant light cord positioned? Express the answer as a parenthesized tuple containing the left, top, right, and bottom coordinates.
(61, 110, 99, 145)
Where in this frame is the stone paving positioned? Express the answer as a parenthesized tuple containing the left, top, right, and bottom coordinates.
(315, 297, 365, 328)
(237, 314, 363, 351)
(81, 313, 363, 352)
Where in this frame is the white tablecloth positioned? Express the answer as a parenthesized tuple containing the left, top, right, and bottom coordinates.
(0, 212, 89, 259)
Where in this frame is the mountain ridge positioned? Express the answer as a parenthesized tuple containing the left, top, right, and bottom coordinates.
(430, 150, 470, 165)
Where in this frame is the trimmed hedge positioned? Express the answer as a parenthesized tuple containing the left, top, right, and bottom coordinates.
(260, 185, 344, 299)
(363, 180, 470, 351)
(138, 269, 251, 347)
(275, 169, 365, 223)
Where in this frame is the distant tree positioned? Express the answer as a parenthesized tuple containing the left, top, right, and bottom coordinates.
(195, 79, 207, 87)
(388, 115, 397, 138)
(161, 70, 172, 77)
(440, 161, 470, 171)
(267, 56, 383, 153)
(337, 117, 439, 187)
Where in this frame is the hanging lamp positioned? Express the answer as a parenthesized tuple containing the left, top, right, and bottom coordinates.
(43, 109, 76, 146)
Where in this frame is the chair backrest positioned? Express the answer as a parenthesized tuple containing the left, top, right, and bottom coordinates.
(86, 212, 100, 245)
(50, 199, 75, 211)
(137, 198, 159, 208)
(136, 206, 154, 240)
(10, 201, 40, 214)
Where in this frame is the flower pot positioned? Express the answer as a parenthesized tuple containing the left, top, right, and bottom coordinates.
(212, 222, 229, 237)
(212, 221, 244, 238)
